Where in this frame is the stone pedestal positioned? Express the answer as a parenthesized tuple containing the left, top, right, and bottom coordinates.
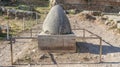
(38, 34, 76, 53)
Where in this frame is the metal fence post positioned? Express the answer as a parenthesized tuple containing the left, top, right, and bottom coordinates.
(30, 29, 32, 37)
(83, 29, 85, 42)
(99, 37, 102, 62)
(36, 12, 38, 24)
(22, 17, 25, 30)
(10, 36, 13, 65)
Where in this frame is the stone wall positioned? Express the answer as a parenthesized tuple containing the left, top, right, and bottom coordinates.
(19, 0, 49, 6)
(57, 0, 120, 13)
(0, 7, 40, 19)
(64, 0, 86, 4)
(61, 0, 120, 6)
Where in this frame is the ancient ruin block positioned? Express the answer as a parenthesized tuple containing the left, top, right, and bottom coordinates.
(38, 34, 76, 52)
(38, 5, 76, 53)
(41, 5, 72, 35)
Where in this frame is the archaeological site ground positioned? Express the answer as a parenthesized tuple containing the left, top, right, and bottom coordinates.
(0, 0, 120, 67)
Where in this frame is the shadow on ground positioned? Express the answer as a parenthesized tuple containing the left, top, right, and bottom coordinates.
(76, 42, 120, 55)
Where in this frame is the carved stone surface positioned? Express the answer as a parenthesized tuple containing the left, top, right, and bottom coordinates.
(42, 5, 72, 35)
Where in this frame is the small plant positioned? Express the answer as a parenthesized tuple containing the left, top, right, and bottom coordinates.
(4, 16, 9, 19)
(17, 5, 35, 11)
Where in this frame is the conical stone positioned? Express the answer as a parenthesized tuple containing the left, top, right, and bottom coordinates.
(41, 5, 72, 35)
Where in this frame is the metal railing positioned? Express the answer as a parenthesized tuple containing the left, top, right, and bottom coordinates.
(72, 28, 102, 62)
(9, 27, 103, 65)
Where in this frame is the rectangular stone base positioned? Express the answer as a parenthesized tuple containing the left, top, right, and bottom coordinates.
(38, 34, 76, 53)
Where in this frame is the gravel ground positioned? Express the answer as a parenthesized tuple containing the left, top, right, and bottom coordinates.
(69, 14, 120, 62)
(0, 14, 120, 66)
(0, 23, 42, 66)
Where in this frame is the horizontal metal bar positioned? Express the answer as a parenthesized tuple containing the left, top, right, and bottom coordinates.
(12, 62, 120, 66)
(72, 28, 101, 38)
(72, 28, 84, 30)
(18, 32, 41, 33)
(76, 37, 100, 39)
(83, 29, 101, 38)
(12, 36, 100, 40)
(12, 37, 37, 39)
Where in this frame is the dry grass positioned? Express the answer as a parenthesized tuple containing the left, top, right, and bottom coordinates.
(0, 16, 40, 36)
(0, 5, 49, 36)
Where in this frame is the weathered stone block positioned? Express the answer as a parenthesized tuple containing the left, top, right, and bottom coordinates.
(38, 34, 76, 53)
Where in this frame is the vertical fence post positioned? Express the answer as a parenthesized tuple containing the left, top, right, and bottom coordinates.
(30, 29, 32, 37)
(83, 29, 85, 42)
(36, 12, 38, 24)
(10, 36, 13, 65)
(22, 17, 25, 30)
(99, 37, 102, 62)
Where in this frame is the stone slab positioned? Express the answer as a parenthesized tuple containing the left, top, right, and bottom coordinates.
(38, 34, 76, 53)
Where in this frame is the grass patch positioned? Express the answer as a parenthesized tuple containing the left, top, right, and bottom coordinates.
(0, 33, 11, 40)
(35, 6, 50, 14)
(0, 3, 50, 38)
(35, 6, 50, 22)
(10, 19, 39, 36)
(0, 33, 7, 37)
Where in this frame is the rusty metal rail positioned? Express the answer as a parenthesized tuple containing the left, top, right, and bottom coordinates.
(9, 28, 103, 65)
(73, 28, 102, 62)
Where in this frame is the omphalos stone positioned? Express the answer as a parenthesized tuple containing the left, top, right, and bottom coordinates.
(41, 5, 72, 35)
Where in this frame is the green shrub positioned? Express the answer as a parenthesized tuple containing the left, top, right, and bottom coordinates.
(17, 5, 35, 11)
